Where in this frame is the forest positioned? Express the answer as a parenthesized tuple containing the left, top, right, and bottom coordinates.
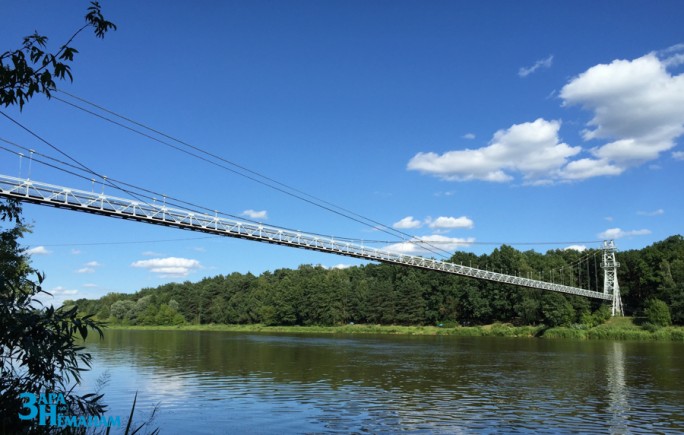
(67, 235, 684, 328)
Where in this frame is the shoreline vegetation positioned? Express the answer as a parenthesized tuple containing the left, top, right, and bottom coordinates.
(68, 237, 684, 338)
(103, 317, 684, 341)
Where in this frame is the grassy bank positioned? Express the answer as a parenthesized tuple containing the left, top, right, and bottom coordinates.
(105, 322, 541, 337)
(542, 316, 684, 341)
(103, 317, 684, 341)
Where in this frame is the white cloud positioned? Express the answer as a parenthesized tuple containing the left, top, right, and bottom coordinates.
(131, 257, 202, 278)
(26, 246, 51, 255)
(76, 261, 101, 274)
(142, 250, 165, 257)
(660, 43, 684, 67)
(392, 216, 422, 229)
(82, 283, 98, 288)
(242, 209, 268, 220)
(638, 209, 664, 216)
(71, 249, 81, 255)
(463, 133, 476, 140)
(408, 118, 580, 182)
(427, 216, 474, 230)
(434, 191, 455, 197)
(560, 51, 684, 177)
(598, 228, 651, 239)
(35, 286, 80, 308)
(330, 264, 353, 270)
(409, 49, 684, 185)
(519, 54, 554, 77)
(51, 286, 79, 296)
(384, 235, 475, 255)
(564, 245, 587, 252)
(557, 157, 623, 180)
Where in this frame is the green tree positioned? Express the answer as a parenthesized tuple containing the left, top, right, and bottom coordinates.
(643, 298, 672, 327)
(515, 292, 542, 325)
(1, 4, 117, 431)
(1, 201, 108, 432)
(155, 303, 185, 326)
(0, 2, 115, 110)
(110, 299, 135, 322)
(394, 271, 426, 325)
(541, 293, 574, 327)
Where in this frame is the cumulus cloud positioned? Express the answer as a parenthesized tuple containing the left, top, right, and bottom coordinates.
(598, 228, 651, 239)
(559, 50, 684, 177)
(408, 118, 580, 182)
(658, 43, 684, 68)
(557, 157, 623, 180)
(409, 48, 684, 184)
(519, 55, 554, 77)
(427, 216, 474, 230)
(77, 260, 101, 274)
(26, 246, 51, 255)
(242, 209, 268, 220)
(564, 245, 587, 252)
(384, 235, 475, 255)
(392, 216, 422, 229)
(131, 257, 202, 278)
(463, 133, 476, 140)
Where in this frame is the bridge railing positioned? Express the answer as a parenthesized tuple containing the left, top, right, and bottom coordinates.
(0, 174, 612, 301)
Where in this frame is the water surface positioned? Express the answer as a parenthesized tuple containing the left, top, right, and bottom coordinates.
(81, 330, 684, 434)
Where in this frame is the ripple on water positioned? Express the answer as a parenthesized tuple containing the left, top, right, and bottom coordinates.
(79, 332, 684, 434)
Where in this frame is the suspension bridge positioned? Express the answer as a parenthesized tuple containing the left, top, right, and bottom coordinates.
(0, 174, 624, 315)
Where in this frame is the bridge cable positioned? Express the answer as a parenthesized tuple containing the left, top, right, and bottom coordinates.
(50, 91, 452, 258)
(0, 110, 156, 210)
(0, 143, 411, 244)
(1, 140, 608, 249)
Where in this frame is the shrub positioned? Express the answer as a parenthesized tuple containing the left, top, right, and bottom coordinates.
(644, 298, 672, 327)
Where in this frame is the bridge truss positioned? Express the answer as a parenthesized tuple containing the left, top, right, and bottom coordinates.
(0, 175, 620, 306)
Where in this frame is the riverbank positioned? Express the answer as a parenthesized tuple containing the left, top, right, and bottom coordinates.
(103, 317, 684, 341)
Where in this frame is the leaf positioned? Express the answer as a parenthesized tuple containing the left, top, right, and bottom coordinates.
(124, 391, 138, 435)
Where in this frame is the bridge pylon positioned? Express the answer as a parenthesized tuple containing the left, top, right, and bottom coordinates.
(601, 240, 623, 316)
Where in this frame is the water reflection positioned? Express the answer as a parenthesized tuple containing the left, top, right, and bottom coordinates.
(81, 331, 684, 434)
(607, 341, 629, 434)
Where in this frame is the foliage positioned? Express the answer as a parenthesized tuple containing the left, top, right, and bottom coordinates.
(0, 2, 116, 110)
(643, 298, 672, 327)
(65, 235, 684, 333)
(0, 200, 108, 433)
(1, 4, 119, 433)
(540, 292, 575, 327)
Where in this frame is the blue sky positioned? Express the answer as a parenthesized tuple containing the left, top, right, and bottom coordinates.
(1, 1, 683, 305)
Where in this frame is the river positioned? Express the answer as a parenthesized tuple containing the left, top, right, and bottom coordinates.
(80, 330, 684, 434)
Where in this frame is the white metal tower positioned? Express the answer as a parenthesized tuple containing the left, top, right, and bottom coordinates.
(602, 240, 623, 316)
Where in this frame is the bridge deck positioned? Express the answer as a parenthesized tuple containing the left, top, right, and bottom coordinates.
(0, 175, 612, 300)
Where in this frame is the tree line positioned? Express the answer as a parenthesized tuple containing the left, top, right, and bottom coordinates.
(67, 235, 684, 328)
